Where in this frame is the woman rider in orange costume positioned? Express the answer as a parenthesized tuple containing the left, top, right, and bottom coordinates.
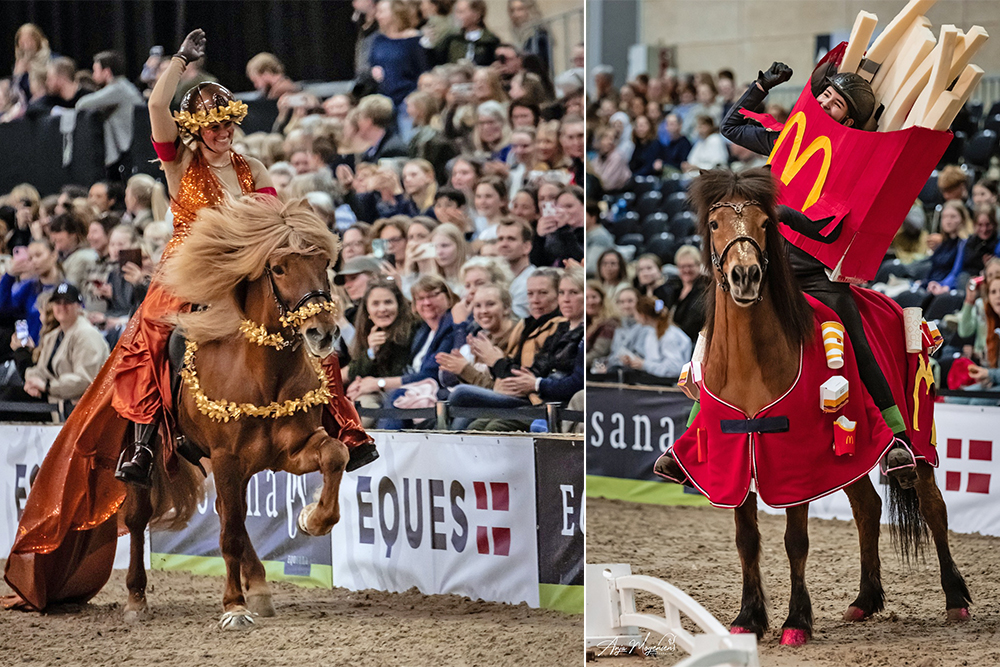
(4, 29, 374, 611)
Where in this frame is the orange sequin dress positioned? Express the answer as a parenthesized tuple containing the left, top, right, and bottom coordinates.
(4, 150, 368, 611)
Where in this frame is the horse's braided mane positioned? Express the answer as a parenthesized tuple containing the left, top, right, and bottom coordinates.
(160, 194, 340, 343)
(687, 167, 814, 348)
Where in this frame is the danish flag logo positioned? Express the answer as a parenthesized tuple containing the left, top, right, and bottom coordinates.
(473, 481, 510, 556)
(944, 439, 992, 494)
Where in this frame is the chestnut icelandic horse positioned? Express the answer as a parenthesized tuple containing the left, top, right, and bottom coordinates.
(657, 168, 970, 645)
(122, 196, 348, 630)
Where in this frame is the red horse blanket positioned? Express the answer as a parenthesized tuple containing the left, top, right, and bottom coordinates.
(671, 292, 935, 508)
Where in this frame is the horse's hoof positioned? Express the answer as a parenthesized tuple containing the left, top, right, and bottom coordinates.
(246, 593, 275, 618)
(729, 626, 754, 635)
(843, 606, 869, 622)
(297, 503, 317, 536)
(219, 608, 257, 631)
(123, 606, 149, 624)
(779, 628, 809, 646)
(947, 607, 970, 622)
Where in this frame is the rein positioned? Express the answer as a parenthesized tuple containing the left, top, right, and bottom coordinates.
(708, 200, 769, 301)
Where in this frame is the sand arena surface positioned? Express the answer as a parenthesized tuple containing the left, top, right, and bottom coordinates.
(587, 497, 1000, 667)
(0, 563, 581, 667)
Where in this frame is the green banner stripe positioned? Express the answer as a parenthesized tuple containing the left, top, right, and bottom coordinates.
(586, 475, 713, 506)
(538, 584, 583, 614)
(150, 553, 332, 588)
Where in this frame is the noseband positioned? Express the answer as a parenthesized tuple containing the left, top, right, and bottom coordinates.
(707, 200, 769, 301)
(252, 264, 339, 349)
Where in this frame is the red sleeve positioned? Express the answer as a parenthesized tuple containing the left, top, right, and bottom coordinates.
(152, 137, 179, 162)
(256, 187, 277, 197)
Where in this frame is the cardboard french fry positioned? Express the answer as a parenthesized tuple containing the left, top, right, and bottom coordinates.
(880, 29, 950, 131)
(904, 25, 959, 129)
(871, 16, 932, 97)
(842, 11, 879, 74)
(920, 92, 961, 131)
(923, 64, 985, 129)
(946, 26, 989, 83)
(873, 24, 935, 106)
(861, 0, 938, 79)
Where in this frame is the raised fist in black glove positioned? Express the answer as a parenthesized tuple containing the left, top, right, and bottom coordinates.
(176, 29, 206, 64)
(757, 62, 792, 92)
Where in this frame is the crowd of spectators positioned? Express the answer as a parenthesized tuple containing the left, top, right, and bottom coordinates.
(585, 63, 1000, 401)
(0, 0, 585, 430)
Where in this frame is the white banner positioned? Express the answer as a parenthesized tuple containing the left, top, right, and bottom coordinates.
(0, 424, 144, 570)
(761, 405, 1000, 537)
(332, 432, 540, 607)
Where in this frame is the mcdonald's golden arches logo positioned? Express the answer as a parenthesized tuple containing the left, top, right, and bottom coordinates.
(768, 111, 832, 211)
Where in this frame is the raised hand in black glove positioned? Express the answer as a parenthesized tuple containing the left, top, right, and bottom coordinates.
(175, 29, 206, 64)
(757, 62, 793, 92)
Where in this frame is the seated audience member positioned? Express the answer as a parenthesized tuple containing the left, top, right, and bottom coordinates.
(406, 90, 459, 183)
(595, 248, 629, 299)
(124, 174, 156, 229)
(682, 115, 729, 172)
(1, 238, 63, 345)
(937, 164, 968, 203)
(592, 126, 631, 191)
(346, 278, 418, 422)
(541, 184, 584, 264)
(586, 281, 619, 370)
(432, 222, 469, 295)
(889, 203, 930, 265)
(591, 286, 651, 373)
(22, 282, 110, 403)
(433, 187, 472, 232)
(495, 217, 535, 318)
(473, 101, 512, 161)
(955, 272, 1000, 403)
(438, 283, 517, 389)
(335, 255, 384, 325)
(450, 256, 514, 331)
(356, 94, 409, 162)
(971, 177, 998, 212)
(628, 115, 665, 177)
(91, 225, 148, 334)
(963, 205, 998, 278)
(370, 216, 410, 269)
(625, 295, 691, 378)
(634, 253, 669, 301)
(246, 52, 300, 100)
(449, 268, 583, 430)
(924, 200, 973, 295)
(472, 175, 509, 242)
(658, 113, 692, 170)
(340, 222, 372, 264)
(48, 213, 98, 288)
(660, 244, 711, 343)
(399, 159, 438, 217)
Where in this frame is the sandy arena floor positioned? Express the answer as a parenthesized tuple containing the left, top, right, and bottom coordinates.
(0, 564, 581, 667)
(587, 497, 1000, 667)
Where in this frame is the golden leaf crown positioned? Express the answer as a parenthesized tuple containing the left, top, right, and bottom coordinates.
(172, 99, 249, 133)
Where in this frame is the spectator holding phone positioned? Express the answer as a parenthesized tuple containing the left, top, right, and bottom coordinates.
(92, 226, 148, 330)
(1, 238, 63, 345)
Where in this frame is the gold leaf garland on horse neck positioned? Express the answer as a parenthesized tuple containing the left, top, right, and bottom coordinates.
(182, 299, 340, 421)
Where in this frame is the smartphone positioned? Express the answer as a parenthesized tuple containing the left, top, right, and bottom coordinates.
(385, 253, 396, 268)
(450, 82, 473, 96)
(15, 320, 30, 347)
(541, 201, 557, 217)
(371, 238, 386, 259)
(149, 45, 164, 58)
(119, 248, 143, 267)
(970, 275, 985, 291)
(13, 245, 28, 262)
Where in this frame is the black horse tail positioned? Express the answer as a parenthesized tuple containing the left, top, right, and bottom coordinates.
(885, 476, 927, 564)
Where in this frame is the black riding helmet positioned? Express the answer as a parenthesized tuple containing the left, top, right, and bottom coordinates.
(823, 72, 876, 128)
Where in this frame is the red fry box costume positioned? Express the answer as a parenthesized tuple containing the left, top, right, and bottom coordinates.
(742, 46, 953, 283)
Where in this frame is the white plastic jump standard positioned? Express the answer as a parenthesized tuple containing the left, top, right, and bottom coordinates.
(585, 564, 759, 667)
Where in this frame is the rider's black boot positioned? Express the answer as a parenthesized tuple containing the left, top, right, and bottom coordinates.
(346, 441, 379, 472)
(115, 421, 159, 487)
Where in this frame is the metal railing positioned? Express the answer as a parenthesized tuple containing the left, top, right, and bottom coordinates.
(354, 400, 584, 432)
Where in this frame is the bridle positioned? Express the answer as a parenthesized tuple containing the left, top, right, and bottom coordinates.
(257, 263, 338, 349)
(707, 200, 769, 301)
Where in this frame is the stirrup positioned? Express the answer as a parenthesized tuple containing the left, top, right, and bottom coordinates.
(653, 451, 689, 485)
(346, 442, 379, 472)
(880, 437, 917, 488)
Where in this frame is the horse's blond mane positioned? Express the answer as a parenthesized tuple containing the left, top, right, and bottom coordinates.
(160, 195, 339, 343)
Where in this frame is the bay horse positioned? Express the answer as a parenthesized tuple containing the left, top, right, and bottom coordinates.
(121, 195, 348, 630)
(658, 168, 970, 645)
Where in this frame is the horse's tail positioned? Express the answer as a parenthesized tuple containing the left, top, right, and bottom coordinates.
(885, 475, 927, 564)
(148, 451, 206, 531)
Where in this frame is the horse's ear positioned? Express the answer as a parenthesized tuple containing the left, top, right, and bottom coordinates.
(698, 169, 710, 177)
(761, 164, 773, 173)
